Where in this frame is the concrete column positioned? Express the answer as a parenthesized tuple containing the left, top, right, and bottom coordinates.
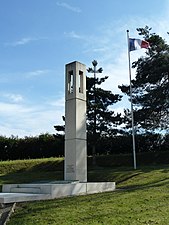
(64, 61, 87, 182)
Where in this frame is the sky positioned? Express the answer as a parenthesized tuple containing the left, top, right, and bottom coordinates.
(0, 0, 169, 137)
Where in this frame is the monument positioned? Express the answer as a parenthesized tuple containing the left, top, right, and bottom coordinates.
(65, 61, 87, 182)
(0, 61, 115, 204)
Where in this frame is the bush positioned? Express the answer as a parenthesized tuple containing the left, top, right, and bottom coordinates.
(0, 133, 168, 160)
(0, 133, 64, 160)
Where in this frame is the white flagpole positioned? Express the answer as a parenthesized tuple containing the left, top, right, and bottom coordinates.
(127, 30, 137, 170)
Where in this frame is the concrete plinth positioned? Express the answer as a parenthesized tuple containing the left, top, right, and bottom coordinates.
(0, 182, 115, 203)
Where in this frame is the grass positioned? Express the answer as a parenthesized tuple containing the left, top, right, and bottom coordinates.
(0, 158, 169, 224)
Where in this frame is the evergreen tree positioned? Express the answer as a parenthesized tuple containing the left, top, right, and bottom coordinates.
(86, 75, 122, 141)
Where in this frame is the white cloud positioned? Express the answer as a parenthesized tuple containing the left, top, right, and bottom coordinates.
(4, 37, 46, 47)
(14, 37, 34, 46)
(3, 93, 24, 103)
(5, 37, 34, 46)
(48, 96, 64, 107)
(56, 2, 81, 13)
(64, 31, 83, 39)
(0, 95, 65, 137)
(25, 69, 51, 78)
(0, 102, 33, 115)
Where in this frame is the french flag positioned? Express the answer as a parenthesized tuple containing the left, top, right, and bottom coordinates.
(129, 38, 150, 51)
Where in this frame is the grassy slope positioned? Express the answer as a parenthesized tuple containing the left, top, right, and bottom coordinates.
(0, 158, 64, 189)
(0, 159, 168, 225)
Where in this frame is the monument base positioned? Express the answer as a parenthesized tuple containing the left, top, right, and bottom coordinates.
(0, 181, 115, 203)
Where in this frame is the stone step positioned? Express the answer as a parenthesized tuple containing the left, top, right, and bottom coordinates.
(0, 193, 52, 204)
(10, 187, 41, 194)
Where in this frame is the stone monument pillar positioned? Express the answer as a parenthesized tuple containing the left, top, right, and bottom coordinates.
(64, 61, 87, 182)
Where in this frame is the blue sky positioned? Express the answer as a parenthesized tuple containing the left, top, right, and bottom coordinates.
(0, 0, 169, 137)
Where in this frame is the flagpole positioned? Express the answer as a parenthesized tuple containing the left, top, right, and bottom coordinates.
(127, 30, 137, 170)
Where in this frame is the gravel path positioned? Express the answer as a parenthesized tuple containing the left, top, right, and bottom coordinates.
(0, 203, 16, 225)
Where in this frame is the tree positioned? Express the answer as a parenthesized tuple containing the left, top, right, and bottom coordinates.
(54, 60, 123, 157)
(119, 26, 169, 132)
(86, 62, 122, 158)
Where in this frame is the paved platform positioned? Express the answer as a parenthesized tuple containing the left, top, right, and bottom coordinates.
(0, 181, 116, 203)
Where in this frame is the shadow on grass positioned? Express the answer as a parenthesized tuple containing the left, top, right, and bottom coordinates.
(16, 160, 64, 172)
(118, 178, 169, 193)
(88, 165, 169, 193)
(117, 166, 169, 192)
(0, 160, 64, 192)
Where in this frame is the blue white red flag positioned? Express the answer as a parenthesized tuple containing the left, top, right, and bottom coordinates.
(129, 38, 150, 51)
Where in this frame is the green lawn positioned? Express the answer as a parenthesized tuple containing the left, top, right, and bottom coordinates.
(0, 159, 169, 224)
